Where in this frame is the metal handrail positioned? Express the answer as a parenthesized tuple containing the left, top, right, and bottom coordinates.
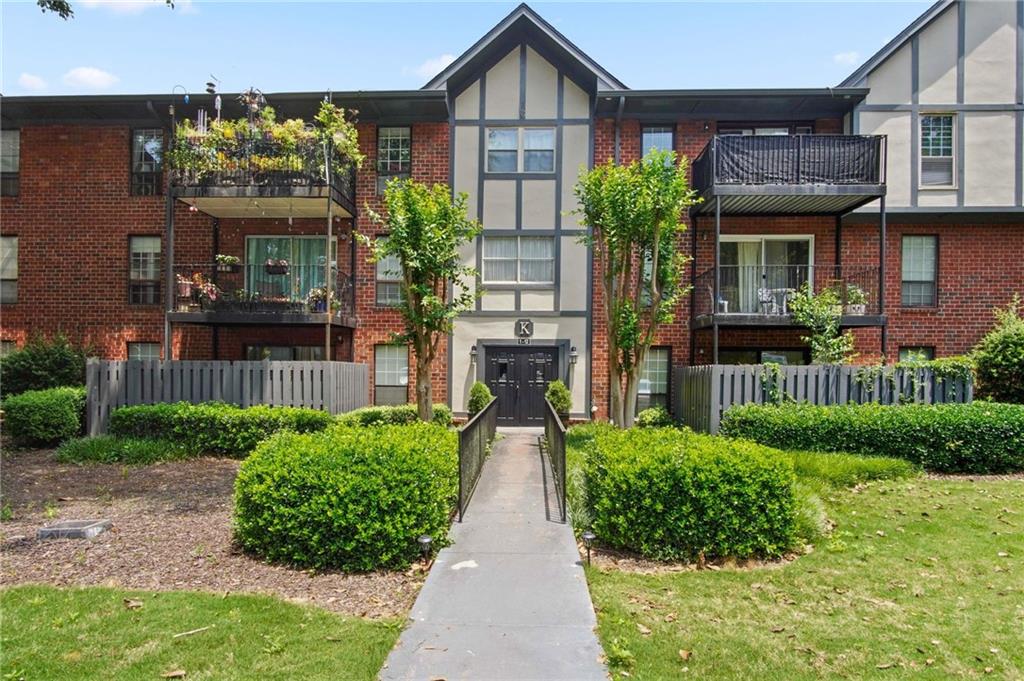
(457, 397, 498, 522)
(543, 398, 567, 523)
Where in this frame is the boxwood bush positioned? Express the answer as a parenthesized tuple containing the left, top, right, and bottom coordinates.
(110, 402, 333, 457)
(720, 402, 1024, 473)
(2, 387, 86, 447)
(336, 403, 452, 428)
(234, 422, 458, 571)
(0, 334, 88, 399)
(575, 427, 796, 561)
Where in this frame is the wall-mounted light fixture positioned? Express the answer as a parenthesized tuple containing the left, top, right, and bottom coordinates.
(703, 121, 710, 132)
(470, 345, 478, 364)
(569, 346, 579, 366)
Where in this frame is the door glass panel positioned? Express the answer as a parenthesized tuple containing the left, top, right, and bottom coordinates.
(497, 359, 509, 381)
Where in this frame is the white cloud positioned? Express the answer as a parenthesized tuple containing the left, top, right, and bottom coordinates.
(833, 51, 861, 66)
(80, 0, 181, 14)
(18, 73, 48, 91)
(406, 53, 456, 82)
(62, 66, 120, 90)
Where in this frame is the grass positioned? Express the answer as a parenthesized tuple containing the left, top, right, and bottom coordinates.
(55, 436, 192, 465)
(785, 449, 919, 489)
(586, 477, 1024, 679)
(0, 585, 401, 680)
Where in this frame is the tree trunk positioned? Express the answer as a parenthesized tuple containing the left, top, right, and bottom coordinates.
(609, 371, 625, 428)
(622, 367, 640, 429)
(416, 351, 433, 423)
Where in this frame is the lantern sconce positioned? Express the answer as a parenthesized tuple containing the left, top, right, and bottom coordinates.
(569, 346, 578, 367)
(470, 345, 478, 364)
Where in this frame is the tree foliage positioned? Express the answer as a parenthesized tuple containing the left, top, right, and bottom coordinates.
(788, 283, 856, 364)
(37, 0, 173, 19)
(362, 180, 481, 422)
(574, 149, 698, 427)
(972, 294, 1024, 403)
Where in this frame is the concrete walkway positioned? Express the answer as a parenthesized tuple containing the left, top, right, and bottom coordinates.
(380, 428, 607, 681)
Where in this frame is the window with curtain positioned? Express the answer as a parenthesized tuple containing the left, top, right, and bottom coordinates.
(486, 127, 555, 173)
(245, 345, 324, 361)
(920, 115, 954, 187)
(375, 344, 408, 406)
(637, 347, 669, 412)
(523, 128, 555, 172)
(1, 130, 19, 196)
(1, 236, 17, 304)
(641, 126, 673, 156)
(129, 236, 161, 305)
(482, 236, 554, 284)
(0, 341, 16, 357)
(127, 342, 161, 360)
(246, 237, 335, 303)
(131, 128, 164, 196)
(719, 237, 811, 314)
(486, 129, 518, 172)
(376, 127, 411, 194)
(901, 235, 937, 306)
(375, 240, 403, 306)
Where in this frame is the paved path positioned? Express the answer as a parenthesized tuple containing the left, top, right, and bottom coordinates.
(380, 428, 607, 681)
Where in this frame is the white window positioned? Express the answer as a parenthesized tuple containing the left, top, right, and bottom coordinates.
(637, 347, 670, 412)
(127, 342, 161, 361)
(482, 236, 554, 284)
(375, 344, 409, 406)
(129, 236, 161, 305)
(1, 130, 19, 196)
(1, 235, 17, 304)
(920, 115, 954, 187)
(131, 128, 164, 196)
(719, 235, 813, 314)
(245, 345, 324, 361)
(901, 235, 937, 306)
(641, 126, 673, 155)
(376, 126, 411, 194)
(0, 340, 15, 357)
(486, 127, 555, 173)
(375, 244, 403, 307)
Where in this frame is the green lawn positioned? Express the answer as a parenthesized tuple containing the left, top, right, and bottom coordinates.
(587, 477, 1024, 679)
(0, 586, 401, 680)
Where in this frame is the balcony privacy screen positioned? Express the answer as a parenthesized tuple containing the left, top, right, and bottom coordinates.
(715, 135, 882, 185)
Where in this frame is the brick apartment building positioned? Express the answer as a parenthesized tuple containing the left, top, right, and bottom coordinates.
(1, 0, 1022, 424)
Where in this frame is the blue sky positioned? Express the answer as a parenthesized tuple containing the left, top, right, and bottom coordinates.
(2, 1, 931, 96)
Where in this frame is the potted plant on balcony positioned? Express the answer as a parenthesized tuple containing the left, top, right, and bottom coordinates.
(175, 273, 193, 299)
(306, 286, 335, 313)
(265, 258, 289, 276)
(215, 254, 240, 273)
(844, 284, 868, 315)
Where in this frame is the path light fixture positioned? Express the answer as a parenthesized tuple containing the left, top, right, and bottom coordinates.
(417, 534, 433, 561)
(582, 530, 596, 565)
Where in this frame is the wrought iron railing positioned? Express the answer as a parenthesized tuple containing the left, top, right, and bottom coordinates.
(692, 134, 885, 192)
(543, 398, 567, 523)
(172, 262, 354, 318)
(694, 264, 880, 318)
(458, 397, 497, 522)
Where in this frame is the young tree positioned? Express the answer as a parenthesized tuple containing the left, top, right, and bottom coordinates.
(575, 149, 699, 428)
(362, 180, 481, 422)
(37, 0, 173, 19)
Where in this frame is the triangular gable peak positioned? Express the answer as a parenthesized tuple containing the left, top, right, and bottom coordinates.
(422, 3, 625, 98)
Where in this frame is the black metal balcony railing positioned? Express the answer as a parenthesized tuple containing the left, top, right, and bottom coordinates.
(172, 263, 354, 319)
(692, 135, 885, 193)
(694, 264, 881, 319)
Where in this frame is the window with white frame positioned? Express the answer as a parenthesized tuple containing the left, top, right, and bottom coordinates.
(1, 236, 18, 304)
(127, 342, 161, 361)
(641, 126, 673, 156)
(901, 235, 937, 307)
(375, 344, 408, 406)
(375, 239, 403, 307)
(131, 128, 164, 196)
(376, 126, 411, 194)
(0, 340, 15, 357)
(486, 127, 555, 173)
(920, 114, 954, 187)
(129, 236, 161, 304)
(482, 236, 554, 284)
(1, 130, 19, 196)
(637, 347, 669, 412)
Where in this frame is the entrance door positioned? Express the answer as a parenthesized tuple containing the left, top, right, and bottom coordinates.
(485, 346, 558, 426)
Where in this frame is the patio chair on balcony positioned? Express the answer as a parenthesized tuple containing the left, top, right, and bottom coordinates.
(757, 287, 781, 315)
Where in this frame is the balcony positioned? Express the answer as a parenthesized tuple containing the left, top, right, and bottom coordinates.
(167, 263, 356, 327)
(693, 264, 884, 329)
(691, 134, 886, 215)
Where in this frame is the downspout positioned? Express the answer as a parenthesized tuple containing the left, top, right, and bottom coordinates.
(613, 95, 625, 165)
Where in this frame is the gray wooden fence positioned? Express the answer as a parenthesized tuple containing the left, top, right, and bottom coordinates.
(86, 359, 369, 435)
(671, 364, 973, 434)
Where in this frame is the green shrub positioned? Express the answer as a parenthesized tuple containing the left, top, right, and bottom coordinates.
(56, 436, 190, 465)
(0, 334, 88, 398)
(575, 427, 796, 561)
(467, 382, 494, 417)
(336, 403, 452, 428)
(720, 402, 1024, 473)
(972, 296, 1024, 403)
(234, 422, 458, 571)
(110, 402, 333, 457)
(545, 380, 572, 414)
(2, 387, 86, 447)
(635, 406, 673, 428)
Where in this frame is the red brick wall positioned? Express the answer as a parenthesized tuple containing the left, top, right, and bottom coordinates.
(351, 122, 450, 406)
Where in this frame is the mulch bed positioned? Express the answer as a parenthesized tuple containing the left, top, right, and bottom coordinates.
(0, 449, 425, 618)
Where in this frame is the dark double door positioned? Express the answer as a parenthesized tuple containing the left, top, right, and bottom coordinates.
(484, 347, 558, 426)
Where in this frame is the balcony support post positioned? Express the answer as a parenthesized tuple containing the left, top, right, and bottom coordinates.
(713, 196, 721, 364)
(689, 214, 698, 366)
(324, 142, 334, 362)
(163, 188, 175, 360)
(879, 195, 887, 362)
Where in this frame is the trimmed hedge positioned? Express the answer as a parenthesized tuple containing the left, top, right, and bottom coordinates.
(0, 334, 87, 399)
(635, 406, 674, 428)
(2, 387, 86, 447)
(467, 382, 493, 417)
(336, 403, 453, 428)
(575, 427, 796, 561)
(720, 402, 1024, 473)
(110, 402, 333, 457)
(234, 423, 458, 571)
